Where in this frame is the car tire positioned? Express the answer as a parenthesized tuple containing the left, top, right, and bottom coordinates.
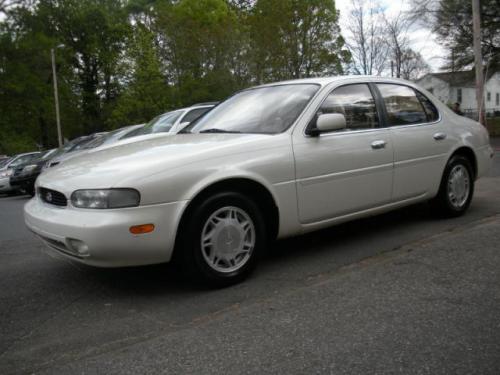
(28, 188, 35, 197)
(431, 155, 474, 217)
(178, 191, 266, 287)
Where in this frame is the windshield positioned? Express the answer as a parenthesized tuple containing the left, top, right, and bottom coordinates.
(39, 149, 57, 161)
(47, 137, 89, 160)
(184, 84, 319, 134)
(83, 125, 143, 148)
(138, 111, 183, 135)
(72, 135, 103, 151)
(0, 158, 12, 168)
(9, 153, 38, 168)
(82, 129, 122, 149)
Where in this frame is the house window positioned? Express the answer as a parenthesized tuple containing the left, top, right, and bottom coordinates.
(496, 93, 499, 106)
(457, 88, 462, 103)
(487, 92, 491, 102)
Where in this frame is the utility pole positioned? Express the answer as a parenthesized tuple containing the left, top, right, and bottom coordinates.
(472, 0, 485, 126)
(51, 47, 63, 147)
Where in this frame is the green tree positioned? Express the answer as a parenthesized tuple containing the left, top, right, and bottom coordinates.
(0, 0, 355, 153)
(37, 0, 131, 133)
(412, 0, 500, 70)
(109, 24, 174, 128)
(0, 6, 80, 154)
(249, 0, 350, 82)
(154, 0, 245, 104)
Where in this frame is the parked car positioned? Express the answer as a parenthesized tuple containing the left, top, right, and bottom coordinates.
(25, 77, 493, 286)
(0, 151, 41, 194)
(121, 103, 217, 139)
(0, 156, 10, 167)
(78, 124, 144, 150)
(45, 126, 142, 168)
(10, 149, 58, 196)
(44, 133, 108, 169)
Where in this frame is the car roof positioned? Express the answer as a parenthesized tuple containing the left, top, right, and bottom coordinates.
(190, 102, 219, 107)
(15, 151, 40, 157)
(180, 104, 216, 111)
(155, 105, 215, 119)
(254, 75, 418, 88)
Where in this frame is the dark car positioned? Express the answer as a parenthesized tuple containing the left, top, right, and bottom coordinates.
(10, 149, 58, 195)
(44, 133, 108, 169)
(0, 156, 10, 167)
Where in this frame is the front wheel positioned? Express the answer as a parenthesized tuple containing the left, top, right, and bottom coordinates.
(431, 155, 474, 217)
(177, 192, 266, 287)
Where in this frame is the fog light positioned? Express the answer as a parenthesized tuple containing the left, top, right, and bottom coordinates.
(67, 238, 89, 256)
(130, 224, 155, 235)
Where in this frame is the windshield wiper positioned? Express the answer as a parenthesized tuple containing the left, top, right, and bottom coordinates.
(199, 128, 242, 134)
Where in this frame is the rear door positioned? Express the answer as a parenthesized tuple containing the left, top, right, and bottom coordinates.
(375, 83, 453, 201)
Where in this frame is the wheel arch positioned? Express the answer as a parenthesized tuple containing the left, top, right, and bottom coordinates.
(449, 146, 478, 179)
(173, 176, 280, 258)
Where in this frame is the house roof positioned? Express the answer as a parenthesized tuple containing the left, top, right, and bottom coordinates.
(422, 68, 497, 87)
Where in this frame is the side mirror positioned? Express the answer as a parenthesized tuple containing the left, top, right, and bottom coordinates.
(316, 113, 346, 133)
(307, 113, 346, 136)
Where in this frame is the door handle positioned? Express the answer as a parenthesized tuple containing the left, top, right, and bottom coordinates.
(371, 140, 386, 150)
(433, 132, 447, 141)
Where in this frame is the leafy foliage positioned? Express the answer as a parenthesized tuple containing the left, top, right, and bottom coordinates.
(0, 0, 350, 154)
(412, 0, 500, 71)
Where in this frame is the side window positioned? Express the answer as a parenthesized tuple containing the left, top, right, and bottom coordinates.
(415, 90, 439, 122)
(318, 84, 379, 130)
(181, 107, 211, 124)
(377, 84, 427, 126)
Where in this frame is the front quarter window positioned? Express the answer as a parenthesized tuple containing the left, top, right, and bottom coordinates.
(187, 84, 319, 134)
(317, 84, 379, 131)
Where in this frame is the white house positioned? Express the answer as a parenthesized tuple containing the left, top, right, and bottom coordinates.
(416, 69, 500, 115)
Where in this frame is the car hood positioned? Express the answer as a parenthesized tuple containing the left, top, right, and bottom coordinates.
(37, 133, 276, 191)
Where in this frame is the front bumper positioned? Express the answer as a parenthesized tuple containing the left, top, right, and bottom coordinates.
(24, 197, 188, 267)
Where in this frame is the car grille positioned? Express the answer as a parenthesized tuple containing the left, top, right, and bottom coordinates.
(39, 187, 67, 207)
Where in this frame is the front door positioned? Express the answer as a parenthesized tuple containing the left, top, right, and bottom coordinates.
(293, 83, 394, 224)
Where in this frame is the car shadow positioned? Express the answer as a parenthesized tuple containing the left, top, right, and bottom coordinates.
(0, 193, 31, 200)
(65, 201, 438, 296)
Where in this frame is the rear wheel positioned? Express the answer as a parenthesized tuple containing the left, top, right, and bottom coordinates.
(178, 191, 266, 287)
(431, 155, 474, 217)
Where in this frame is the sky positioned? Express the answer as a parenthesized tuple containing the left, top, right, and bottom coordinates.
(336, 0, 447, 73)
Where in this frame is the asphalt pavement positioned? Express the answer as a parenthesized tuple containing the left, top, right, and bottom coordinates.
(0, 143, 499, 374)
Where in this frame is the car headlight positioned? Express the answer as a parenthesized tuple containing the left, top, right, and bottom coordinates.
(0, 169, 13, 178)
(22, 164, 38, 173)
(71, 189, 140, 209)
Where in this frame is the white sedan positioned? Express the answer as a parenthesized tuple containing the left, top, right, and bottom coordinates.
(24, 76, 493, 285)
